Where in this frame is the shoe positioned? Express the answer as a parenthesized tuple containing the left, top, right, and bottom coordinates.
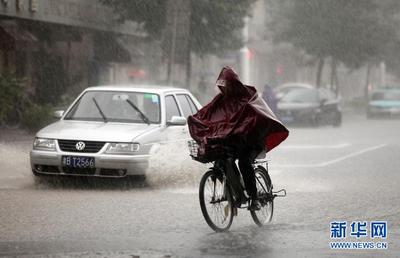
(249, 199, 261, 211)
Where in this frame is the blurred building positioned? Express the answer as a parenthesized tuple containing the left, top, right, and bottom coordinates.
(0, 0, 159, 102)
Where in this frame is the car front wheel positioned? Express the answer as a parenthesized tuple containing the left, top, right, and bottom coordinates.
(332, 112, 342, 127)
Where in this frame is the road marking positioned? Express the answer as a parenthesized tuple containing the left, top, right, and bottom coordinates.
(319, 144, 387, 167)
(164, 187, 197, 194)
(272, 144, 387, 168)
(280, 143, 350, 149)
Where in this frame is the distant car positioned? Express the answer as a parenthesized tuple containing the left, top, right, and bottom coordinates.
(274, 83, 314, 100)
(30, 85, 202, 178)
(276, 88, 342, 127)
(367, 88, 400, 118)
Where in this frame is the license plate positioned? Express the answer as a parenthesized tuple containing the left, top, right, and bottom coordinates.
(62, 156, 95, 168)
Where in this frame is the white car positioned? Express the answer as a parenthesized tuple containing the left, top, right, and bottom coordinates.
(30, 85, 201, 178)
(275, 83, 314, 100)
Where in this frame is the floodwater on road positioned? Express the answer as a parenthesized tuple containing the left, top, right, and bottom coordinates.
(0, 114, 399, 257)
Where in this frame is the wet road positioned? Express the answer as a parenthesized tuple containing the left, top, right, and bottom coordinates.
(0, 113, 399, 257)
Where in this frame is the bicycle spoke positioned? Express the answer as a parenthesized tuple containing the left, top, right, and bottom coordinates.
(251, 169, 274, 226)
(201, 173, 232, 229)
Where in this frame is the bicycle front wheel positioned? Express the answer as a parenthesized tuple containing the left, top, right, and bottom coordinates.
(199, 170, 233, 232)
(251, 167, 274, 227)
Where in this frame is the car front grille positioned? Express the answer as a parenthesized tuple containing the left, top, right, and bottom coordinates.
(62, 167, 96, 175)
(58, 140, 105, 153)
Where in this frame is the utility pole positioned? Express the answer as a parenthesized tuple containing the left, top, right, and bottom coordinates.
(167, 8, 178, 85)
(165, 0, 191, 86)
(379, 61, 386, 88)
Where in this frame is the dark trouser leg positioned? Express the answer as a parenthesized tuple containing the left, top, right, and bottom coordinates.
(238, 154, 257, 200)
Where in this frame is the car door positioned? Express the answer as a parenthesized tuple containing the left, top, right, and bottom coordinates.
(319, 89, 338, 123)
(164, 94, 187, 146)
(175, 93, 199, 139)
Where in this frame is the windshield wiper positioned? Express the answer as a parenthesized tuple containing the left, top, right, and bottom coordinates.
(92, 97, 108, 123)
(125, 99, 150, 125)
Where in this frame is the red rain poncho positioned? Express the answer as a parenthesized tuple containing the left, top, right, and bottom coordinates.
(188, 66, 289, 162)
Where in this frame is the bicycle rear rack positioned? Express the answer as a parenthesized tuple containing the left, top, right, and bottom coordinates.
(273, 189, 287, 198)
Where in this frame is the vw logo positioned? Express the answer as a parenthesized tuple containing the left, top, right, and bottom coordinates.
(75, 141, 85, 151)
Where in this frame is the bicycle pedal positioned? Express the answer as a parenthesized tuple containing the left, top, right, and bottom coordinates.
(273, 189, 287, 197)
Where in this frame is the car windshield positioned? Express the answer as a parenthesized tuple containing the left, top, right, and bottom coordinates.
(371, 91, 400, 101)
(280, 89, 318, 103)
(64, 91, 161, 123)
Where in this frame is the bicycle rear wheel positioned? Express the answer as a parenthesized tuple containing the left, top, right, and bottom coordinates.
(251, 167, 274, 227)
(199, 170, 233, 232)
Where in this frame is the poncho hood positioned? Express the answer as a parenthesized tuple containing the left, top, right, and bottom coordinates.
(188, 66, 289, 162)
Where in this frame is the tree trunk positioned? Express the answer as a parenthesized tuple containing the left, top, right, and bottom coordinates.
(365, 63, 371, 101)
(334, 62, 340, 97)
(330, 57, 337, 91)
(185, 1, 192, 89)
(167, 11, 178, 85)
(316, 57, 324, 88)
(185, 48, 192, 89)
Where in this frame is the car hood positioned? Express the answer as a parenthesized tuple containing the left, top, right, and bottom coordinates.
(369, 100, 400, 108)
(277, 102, 318, 110)
(36, 120, 161, 142)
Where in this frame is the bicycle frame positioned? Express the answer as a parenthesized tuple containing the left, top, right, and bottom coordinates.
(210, 158, 270, 209)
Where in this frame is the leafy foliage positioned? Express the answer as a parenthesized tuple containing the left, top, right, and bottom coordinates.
(99, 0, 167, 39)
(267, 0, 397, 69)
(190, 0, 255, 55)
(32, 50, 68, 105)
(99, 0, 256, 56)
(21, 103, 54, 132)
(0, 74, 27, 126)
(0, 74, 54, 130)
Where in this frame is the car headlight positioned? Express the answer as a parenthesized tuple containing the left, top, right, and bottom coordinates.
(106, 143, 140, 154)
(33, 138, 56, 151)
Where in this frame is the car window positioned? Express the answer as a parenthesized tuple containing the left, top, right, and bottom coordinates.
(165, 95, 181, 121)
(64, 91, 161, 123)
(176, 94, 197, 118)
(280, 89, 318, 103)
(186, 95, 198, 113)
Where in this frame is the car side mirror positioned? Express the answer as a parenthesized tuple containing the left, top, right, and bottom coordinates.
(53, 110, 64, 119)
(167, 116, 187, 126)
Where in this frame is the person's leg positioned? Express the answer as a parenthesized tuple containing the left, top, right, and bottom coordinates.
(238, 154, 257, 200)
(238, 148, 261, 210)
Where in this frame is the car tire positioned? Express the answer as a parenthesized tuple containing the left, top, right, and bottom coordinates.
(332, 112, 342, 127)
(311, 115, 321, 127)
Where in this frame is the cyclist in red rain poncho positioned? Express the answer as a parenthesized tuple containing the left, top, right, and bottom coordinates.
(188, 66, 289, 210)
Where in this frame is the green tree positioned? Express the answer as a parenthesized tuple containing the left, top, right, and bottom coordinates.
(99, 0, 167, 39)
(189, 0, 255, 56)
(99, 0, 255, 85)
(267, 0, 397, 94)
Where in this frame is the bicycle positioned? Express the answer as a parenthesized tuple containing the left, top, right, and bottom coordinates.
(188, 140, 286, 232)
